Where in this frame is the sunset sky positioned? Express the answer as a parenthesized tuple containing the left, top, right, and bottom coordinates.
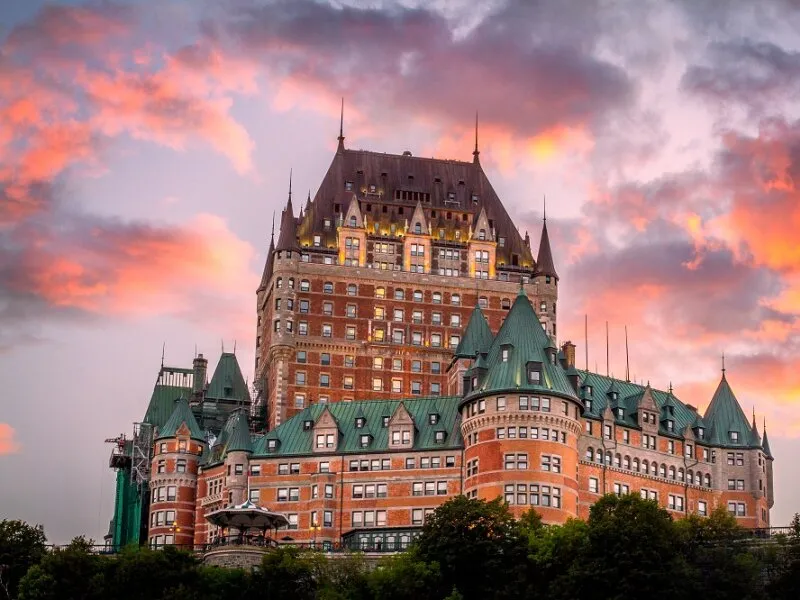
(1, 0, 799, 543)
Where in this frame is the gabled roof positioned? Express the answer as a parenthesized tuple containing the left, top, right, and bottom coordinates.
(534, 220, 558, 279)
(465, 289, 577, 401)
(471, 206, 492, 241)
(157, 398, 205, 441)
(206, 353, 251, 402)
(453, 305, 493, 359)
(703, 373, 760, 448)
(578, 372, 701, 439)
(143, 382, 193, 429)
(342, 194, 364, 228)
(408, 200, 429, 235)
(251, 396, 461, 457)
(293, 147, 534, 268)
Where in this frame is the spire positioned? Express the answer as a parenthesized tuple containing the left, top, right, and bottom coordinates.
(337, 97, 345, 154)
(534, 211, 558, 279)
(762, 418, 772, 457)
(453, 305, 493, 359)
(473, 111, 480, 164)
(543, 194, 547, 222)
(306, 189, 312, 212)
(257, 227, 276, 292)
(275, 171, 298, 251)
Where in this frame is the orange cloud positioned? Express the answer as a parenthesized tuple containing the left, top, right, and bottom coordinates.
(0, 423, 20, 455)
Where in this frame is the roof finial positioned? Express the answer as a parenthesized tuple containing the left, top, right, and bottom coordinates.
(288, 168, 292, 201)
(473, 111, 480, 164)
(721, 351, 726, 376)
(669, 381, 673, 394)
(337, 98, 345, 152)
(543, 194, 547, 222)
(161, 342, 165, 368)
(233, 340, 237, 355)
(271, 212, 275, 242)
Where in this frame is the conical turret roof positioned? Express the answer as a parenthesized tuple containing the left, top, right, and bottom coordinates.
(257, 234, 275, 293)
(276, 193, 298, 251)
(207, 353, 251, 402)
(703, 372, 759, 447)
(157, 397, 205, 441)
(762, 427, 772, 458)
(535, 220, 558, 279)
(224, 409, 253, 454)
(454, 305, 493, 359)
(465, 288, 577, 402)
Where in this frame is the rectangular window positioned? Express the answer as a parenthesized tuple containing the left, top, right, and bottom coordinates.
(698, 501, 707, 516)
(412, 509, 423, 525)
(589, 477, 599, 493)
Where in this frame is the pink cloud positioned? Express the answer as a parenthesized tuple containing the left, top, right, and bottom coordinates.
(0, 423, 20, 455)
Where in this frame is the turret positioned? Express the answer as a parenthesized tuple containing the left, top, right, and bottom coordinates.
(448, 305, 493, 396)
(533, 207, 558, 339)
(222, 410, 253, 506)
(149, 398, 205, 548)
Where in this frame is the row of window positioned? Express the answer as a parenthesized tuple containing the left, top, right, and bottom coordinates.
(283, 298, 471, 328)
(504, 484, 562, 507)
(348, 456, 457, 471)
(150, 510, 176, 527)
(151, 486, 177, 503)
(156, 458, 187, 474)
(295, 371, 444, 396)
(296, 352, 443, 374)
(464, 396, 574, 418)
(276, 319, 462, 347)
(496, 426, 567, 443)
(584, 448, 713, 487)
(589, 422, 718, 463)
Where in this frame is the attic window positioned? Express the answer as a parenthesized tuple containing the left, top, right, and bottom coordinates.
(586, 385, 593, 396)
(382, 416, 389, 427)
(415, 223, 421, 234)
(224, 386, 233, 397)
(498, 237, 505, 247)
(527, 362, 542, 384)
(369, 184, 377, 193)
(697, 427, 705, 439)
(303, 420, 313, 431)
(458, 180, 465, 186)
(501, 345, 512, 363)
(267, 439, 278, 451)
(355, 417, 366, 428)
(434, 176, 442, 183)
(447, 192, 455, 201)
(729, 431, 739, 443)
(434, 431, 446, 443)
(667, 420, 674, 432)
(408, 174, 414, 181)
(429, 413, 439, 425)
(345, 181, 354, 191)
(584, 399, 592, 411)
(610, 391, 618, 400)
(359, 434, 371, 448)
(472, 194, 479, 204)
(324, 218, 331, 230)
(617, 408, 624, 419)
(381, 171, 388, 178)
(349, 216, 357, 227)
(357, 169, 364, 175)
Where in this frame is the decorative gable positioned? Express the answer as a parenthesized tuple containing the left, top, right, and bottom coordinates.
(342, 194, 364, 228)
(408, 200, 429, 235)
(637, 385, 659, 432)
(388, 402, 415, 449)
(471, 206, 493, 242)
(312, 407, 340, 453)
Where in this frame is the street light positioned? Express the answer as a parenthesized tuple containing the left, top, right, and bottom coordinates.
(170, 521, 181, 546)
(310, 524, 320, 548)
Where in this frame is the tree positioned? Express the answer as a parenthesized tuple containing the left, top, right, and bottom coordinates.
(564, 494, 685, 600)
(676, 507, 764, 600)
(249, 546, 319, 600)
(17, 540, 105, 600)
(528, 518, 589, 599)
(0, 520, 47, 600)
(412, 496, 528, 600)
(368, 550, 441, 600)
(769, 514, 800, 599)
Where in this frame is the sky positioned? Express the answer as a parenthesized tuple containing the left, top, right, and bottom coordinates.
(0, 0, 799, 543)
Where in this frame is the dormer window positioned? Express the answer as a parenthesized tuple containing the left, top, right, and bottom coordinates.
(303, 420, 313, 431)
(369, 184, 376, 193)
(667, 420, 674, 432)
(429, 413, 439, 425)
(359, 434, 372, 448)
(610, 391, 618, 400)
(729, 431, 739, 443)
(414, 223, 421, 234)
(349, 216, 357, 227)
(447, 192, 455, 201)
(355, 417, 366, 428)
(382, 416, 389, 427)
(267, 439, 278, 451)
(434, 431, 446, 444)
(697, 427, 705, 439)
(527, 362, 542, 384)
(323, 218, 331, 230)
(501, 345, 511, 363)
(471, 193, 479, 203)
(584, 399, 592, 411)
(479, 229, 486, 240)
(617, 408, 624, 420)
(345, 181, 354, 191)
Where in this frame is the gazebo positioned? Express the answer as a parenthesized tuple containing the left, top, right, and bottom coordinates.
(203, 500, 289, 568)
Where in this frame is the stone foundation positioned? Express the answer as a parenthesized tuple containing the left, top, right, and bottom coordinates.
(203, 546, 268, 569)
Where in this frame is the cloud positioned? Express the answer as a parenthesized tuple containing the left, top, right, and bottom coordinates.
(200, 0, 635, 152)
(0, 423, 20, 455)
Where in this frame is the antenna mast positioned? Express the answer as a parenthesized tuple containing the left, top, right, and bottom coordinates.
(584, 314, 589, 371)
(624, 325, 630, 382)
(605, 321, 609, 377)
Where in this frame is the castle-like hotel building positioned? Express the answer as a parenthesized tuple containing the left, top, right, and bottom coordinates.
(107, 123, 774, 551)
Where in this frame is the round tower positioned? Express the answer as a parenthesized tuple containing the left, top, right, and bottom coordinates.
(149, 399, 204, 548)
(459, 289, 581, 523)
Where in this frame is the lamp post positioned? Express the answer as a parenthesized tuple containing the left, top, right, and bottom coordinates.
(170, 521, 181, 547)
(310, 524, 320, 548)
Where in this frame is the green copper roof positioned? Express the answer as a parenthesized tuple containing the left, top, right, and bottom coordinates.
(577, 371, 702, 439)
(762, 428, 772, 458)
(206, 353, 251, 402)
(224, 410, 253, 454)
(466, 290, 577, 402)
(156, 398, 205, 441)
(143, 384, 193, 428)
(703, 373, 760, 448)
(251, 396, 462, 457)
(453, 306, 493, 359)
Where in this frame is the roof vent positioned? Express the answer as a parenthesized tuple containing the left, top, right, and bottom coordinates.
(402, 151, 413, 157)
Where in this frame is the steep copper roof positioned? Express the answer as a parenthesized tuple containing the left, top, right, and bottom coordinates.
(296, 147, 533, 267)
(535, 220, 558, 279)
(276, 191, 298, 252)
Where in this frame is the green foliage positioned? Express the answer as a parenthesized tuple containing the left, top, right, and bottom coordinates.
(368, 551, 441, 600)
(18, 542, 105, 600)
(768, 513, 800, 599)
(413, 496, 528, 600)
(0, 520, 47, 600)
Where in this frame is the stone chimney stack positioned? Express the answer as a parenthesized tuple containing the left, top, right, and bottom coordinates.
(561, 341, 576, 368)
(193, 354, 208, 394)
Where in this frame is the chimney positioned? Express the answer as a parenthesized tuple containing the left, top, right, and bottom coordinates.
(561, 341, 576, 368)
(193, 353, 208, 394)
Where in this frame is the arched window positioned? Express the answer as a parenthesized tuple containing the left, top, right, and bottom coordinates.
(586, 448, 594, 461)
(623, 455, 631, 470)
(642, 460, 649, 474)
(695, 472, 701, 486)
(276, 277, 283, 289)
(659, 464, 667, 478)
(350, 216, 357, 227)
(614, 454, 621, 468)
(633, 458, 640, 472)
(605, 451, 612, 466)
(678, 468, 685, 482)
(704, 473, 711, 487)
(288, 278, 295, 289)
(479, 229, 486, 240)
(668, 466, 676, 480)
(687, 469, 694, 484)
(595, 449, 603, 463)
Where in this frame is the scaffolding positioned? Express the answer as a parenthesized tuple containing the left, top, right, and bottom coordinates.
(131, 422, 153, 487)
